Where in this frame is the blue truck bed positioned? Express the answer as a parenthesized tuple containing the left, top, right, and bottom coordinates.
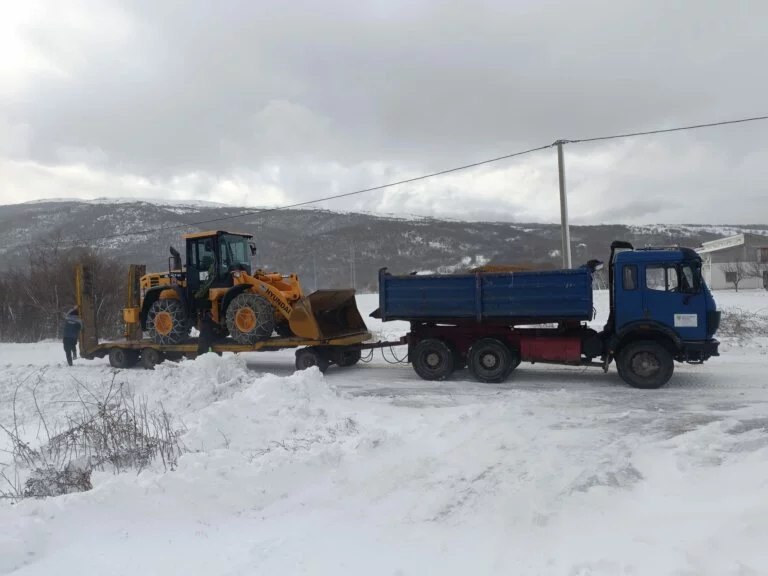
(374, 267, 594, 324)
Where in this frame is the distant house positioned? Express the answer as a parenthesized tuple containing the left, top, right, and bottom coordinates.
(696, 233, 768, 290)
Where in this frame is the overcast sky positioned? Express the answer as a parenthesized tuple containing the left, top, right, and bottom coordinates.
(1, 0, 767, 224)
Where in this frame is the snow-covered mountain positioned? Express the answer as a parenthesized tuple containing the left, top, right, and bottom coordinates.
(1, 200, 766, 290)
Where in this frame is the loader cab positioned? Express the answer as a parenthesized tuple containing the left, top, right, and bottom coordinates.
(184, 230, 256, 296)
(608, 241, 720, 344)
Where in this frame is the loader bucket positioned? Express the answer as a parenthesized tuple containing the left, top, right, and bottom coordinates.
(288, 289, 368, 340)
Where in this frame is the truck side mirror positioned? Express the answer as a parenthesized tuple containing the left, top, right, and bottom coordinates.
(249, 242, 257, 256)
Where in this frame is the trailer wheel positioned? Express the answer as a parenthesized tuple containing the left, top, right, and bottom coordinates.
(617, 340, 674, 389)
(333, 348, 361, 367)
(226, 293, 275, 344)
(141, 348, 164, 370)
(412, 339, 454, 381)
(295, 347, 330, 373)
(108, 348, 138, 369)
(469, 338, 512, 383)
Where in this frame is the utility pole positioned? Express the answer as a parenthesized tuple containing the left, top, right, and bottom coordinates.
(350, 244, 356, 290)
(556, 140, 572, 269)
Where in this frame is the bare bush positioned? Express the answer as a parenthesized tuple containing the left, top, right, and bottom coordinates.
(718, 308, 768, 340)
(0, 377, 186, 501)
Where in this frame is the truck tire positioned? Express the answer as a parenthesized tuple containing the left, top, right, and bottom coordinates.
(146, 299, 190, 345)
(617, 340, 674, 389)
(469, 338, 512, 383)
(412, 339, 454, 381)
(295, 347, 330, 373)
(225, 293, 275, 344)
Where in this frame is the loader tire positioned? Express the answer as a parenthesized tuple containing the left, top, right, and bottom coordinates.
(225, 293, 274, 344)
(146, 299, 190, 345)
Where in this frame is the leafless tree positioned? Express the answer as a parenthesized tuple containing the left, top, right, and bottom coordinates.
(722, 259, 748, 292)
(746, 260, 768, 290)
(0, 232, 127, 342)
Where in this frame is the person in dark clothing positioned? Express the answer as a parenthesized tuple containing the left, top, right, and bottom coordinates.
(62, 306, 82, 366)
(197, 309, 222, 357)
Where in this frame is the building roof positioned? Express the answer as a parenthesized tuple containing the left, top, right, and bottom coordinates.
(696, 232, 768, 255)
(696, 234, 746, 255)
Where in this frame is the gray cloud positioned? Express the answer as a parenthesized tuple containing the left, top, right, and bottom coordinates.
(2, 0, 767, 224)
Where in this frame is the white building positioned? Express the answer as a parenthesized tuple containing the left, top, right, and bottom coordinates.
(696, 233, 768, 290)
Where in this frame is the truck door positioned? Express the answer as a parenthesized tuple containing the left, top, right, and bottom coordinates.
(614, 263, 643, 331)
(642, 262, 706, 341)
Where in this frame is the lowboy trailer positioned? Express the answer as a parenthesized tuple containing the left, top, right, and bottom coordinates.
(75, 264, 384, 371)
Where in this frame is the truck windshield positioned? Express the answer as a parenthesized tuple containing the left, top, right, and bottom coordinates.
(646, 262, 701, 294)
(219, 235, 251, 272)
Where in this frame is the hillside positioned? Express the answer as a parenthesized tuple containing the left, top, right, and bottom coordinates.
(2, 199, 767, 291)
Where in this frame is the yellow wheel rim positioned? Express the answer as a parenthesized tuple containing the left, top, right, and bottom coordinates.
(154, 311, 173, 335)
(235, 308, 257, 333)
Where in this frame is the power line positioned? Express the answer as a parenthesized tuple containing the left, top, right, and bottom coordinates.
(564, 114, 768, 144)
(15, 112, 768, 250)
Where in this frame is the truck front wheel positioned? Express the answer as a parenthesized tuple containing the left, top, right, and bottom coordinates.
(617, 340, 674, 389)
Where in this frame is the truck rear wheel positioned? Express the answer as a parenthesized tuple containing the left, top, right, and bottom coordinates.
(225, 293, 275, 344)
(469, 338, 512, 383)
(617, 340, 674, 389)
(412, 339, 454, 381)
(147, 299, 190, 345)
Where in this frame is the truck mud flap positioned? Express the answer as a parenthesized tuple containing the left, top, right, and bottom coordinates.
(289, 289, 368, 340)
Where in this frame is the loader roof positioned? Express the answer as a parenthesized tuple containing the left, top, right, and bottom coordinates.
(183, 230, 253, 240)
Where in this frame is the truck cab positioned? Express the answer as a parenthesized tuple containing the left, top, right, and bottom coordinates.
(605, 241, 720, 387)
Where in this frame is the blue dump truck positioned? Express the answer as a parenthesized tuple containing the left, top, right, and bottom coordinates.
(371, 241, 721, 389)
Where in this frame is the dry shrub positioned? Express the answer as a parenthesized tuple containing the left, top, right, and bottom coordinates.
(718, 308, 768, 340)
(1, 376, 186, 501)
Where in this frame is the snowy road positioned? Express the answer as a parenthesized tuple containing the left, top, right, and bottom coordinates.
(0, 291, 767, 575)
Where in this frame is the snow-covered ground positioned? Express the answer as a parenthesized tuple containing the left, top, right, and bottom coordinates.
(1, 291, 767, 575)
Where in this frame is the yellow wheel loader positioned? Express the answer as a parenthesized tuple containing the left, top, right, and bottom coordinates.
(129, 230, 367, 345)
